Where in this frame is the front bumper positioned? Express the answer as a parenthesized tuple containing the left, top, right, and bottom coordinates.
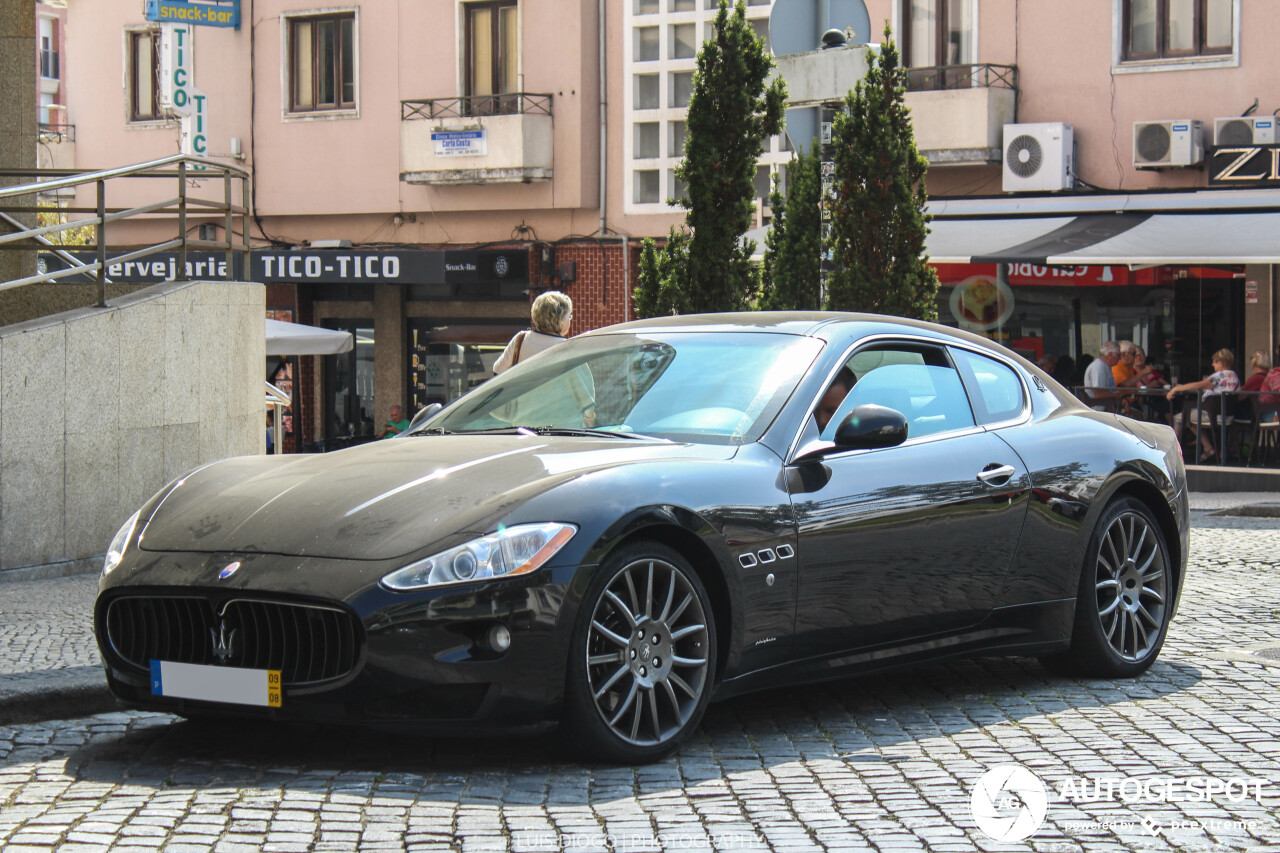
(96, 564, 583, 735)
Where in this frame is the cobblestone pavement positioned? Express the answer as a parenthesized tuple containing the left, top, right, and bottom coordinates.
(0, 576, 99, 676)
(1, 510, 1279, 851)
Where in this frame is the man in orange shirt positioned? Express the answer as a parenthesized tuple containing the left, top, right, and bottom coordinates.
(1112, 341, 1139, 387)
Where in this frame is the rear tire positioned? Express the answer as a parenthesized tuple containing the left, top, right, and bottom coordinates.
(563, 541, 716, 764)
(1043, 496, 1173, 678)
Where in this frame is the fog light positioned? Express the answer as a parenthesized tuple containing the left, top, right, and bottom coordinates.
(488, 624, 512, 653)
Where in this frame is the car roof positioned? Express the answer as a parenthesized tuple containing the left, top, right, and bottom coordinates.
(585, 311, 1018, 358)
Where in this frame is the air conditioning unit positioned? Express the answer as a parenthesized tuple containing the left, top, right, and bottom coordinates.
(1213, 115, 1278, 146)
(1133, 120, 1203, 168)
(1003, 122, 1073, 192)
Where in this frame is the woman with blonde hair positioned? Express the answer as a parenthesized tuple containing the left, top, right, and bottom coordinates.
(1166, 348, 1240, 462)
(1242, 349, 1271, 393)
(493, 290, 574, 374)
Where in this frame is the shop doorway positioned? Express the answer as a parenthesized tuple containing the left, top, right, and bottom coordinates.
(323, 320, 375, 442)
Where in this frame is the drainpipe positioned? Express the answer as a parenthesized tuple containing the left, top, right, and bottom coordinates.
(598, 0, 607, 237)
(621, 234, 630, 322)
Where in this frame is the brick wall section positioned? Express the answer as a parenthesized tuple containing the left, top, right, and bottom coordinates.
(530, 240, 643, 334)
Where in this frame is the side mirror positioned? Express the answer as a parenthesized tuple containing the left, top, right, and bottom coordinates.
(833, 404, 908, 450)
(402, 402, 443, 436)
(792, 404, 908, 462)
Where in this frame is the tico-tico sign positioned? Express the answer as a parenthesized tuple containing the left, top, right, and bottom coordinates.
(146, 0, 240, 29)
(1208, 144, 1280, 187)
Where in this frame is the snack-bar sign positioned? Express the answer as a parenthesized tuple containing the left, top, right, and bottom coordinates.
(37, 249, 528, 285)
(145, 0, 240, 29)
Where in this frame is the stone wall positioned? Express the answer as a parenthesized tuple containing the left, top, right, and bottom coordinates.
(0, 279, 266, 576)
(0, 2, 36, 287)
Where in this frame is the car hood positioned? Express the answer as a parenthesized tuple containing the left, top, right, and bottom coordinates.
(138, 436, 733, 561)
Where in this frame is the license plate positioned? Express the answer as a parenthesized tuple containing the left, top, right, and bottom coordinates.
(150, 660, 282, 708)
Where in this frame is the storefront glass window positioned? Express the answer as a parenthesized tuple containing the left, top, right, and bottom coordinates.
(931, 263, 1244, 395)
(408, 321, 526, 415)
(323, 321, 375, 440)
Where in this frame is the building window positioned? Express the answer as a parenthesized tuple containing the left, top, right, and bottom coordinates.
(902, 0, 975, 67)
(39, 17, 59, 79)
(289, 13, 356, 112)
(466, 1, 518, 115)
(1123, 0, 1232, 60)
(129, 30, 161, 122)
(635, 170, 660, 204)
(624, 0, 785, 213)
(634, 122, 660, 159)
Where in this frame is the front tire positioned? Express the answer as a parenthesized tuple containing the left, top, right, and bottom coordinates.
(1046, 496, 1173, 677)
(563, 541, 716, 764)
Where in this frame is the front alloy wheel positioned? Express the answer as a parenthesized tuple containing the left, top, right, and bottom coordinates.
(566, 542, 715, 762)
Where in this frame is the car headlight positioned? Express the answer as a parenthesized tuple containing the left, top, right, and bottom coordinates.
(103, 509, 142, 576)
(381, 522, 577, 591)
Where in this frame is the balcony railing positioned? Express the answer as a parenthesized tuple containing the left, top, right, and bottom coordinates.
(40, 48, 59, 79)
(38, 122, 75, 143)
(402, 93, 553, 121)
(906, 63, 1017, 93)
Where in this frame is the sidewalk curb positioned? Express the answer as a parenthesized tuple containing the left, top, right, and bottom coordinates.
(0, 667, 118, 726)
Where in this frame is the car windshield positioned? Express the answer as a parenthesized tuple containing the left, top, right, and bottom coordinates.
(424, 331, 823, 445)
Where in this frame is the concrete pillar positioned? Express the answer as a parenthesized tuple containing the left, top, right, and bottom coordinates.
(0, 3, 37, 289)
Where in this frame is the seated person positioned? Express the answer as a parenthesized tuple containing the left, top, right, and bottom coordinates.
(815, 367, 855, 432)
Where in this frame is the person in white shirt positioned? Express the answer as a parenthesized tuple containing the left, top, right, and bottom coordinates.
(493, 290, 574, 374)
(1083, 342, 1121, 401)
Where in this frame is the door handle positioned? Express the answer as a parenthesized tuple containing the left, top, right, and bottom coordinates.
(976, 464, 1016, 486)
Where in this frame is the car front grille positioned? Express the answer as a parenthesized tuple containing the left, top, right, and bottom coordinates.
(104, 596, 362, 687)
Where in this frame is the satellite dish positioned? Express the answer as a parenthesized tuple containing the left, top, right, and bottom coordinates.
(769, 0, 871, 58)
(784, 107, 820, 157)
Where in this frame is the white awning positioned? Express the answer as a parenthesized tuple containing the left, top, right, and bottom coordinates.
(927, 212, 1280, 265)
(747, 194, 1280, 266)
(265, 318, 353, 355)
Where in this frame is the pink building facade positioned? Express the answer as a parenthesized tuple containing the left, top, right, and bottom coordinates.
(58, 0, 1278, 448)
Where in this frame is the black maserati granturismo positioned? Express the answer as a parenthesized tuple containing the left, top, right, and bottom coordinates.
(96, 313, 1188, 763)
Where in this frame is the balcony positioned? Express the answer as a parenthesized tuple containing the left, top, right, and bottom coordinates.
(903, 64, 1017, 167)
(400, 94, 553, 186)
(40, 48, 59, 80)
(37, 123, 75, 175)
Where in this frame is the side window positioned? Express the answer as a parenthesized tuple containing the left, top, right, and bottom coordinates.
(952, 349, 1026, 424)
(820, 344, 976, 441)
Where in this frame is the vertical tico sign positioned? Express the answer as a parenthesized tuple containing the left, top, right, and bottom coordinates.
(158, 24, 211, 166)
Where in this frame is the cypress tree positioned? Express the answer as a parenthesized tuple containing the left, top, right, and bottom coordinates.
(760, 146, 823, 311)
(632, 0, 786, 317)
(826, 26, 939, 320)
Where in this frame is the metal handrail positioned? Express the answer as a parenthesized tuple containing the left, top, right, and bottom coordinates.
(0, 154, 251, 307)
(906, 63, 1017, 92)
(401, 92, 553, 120)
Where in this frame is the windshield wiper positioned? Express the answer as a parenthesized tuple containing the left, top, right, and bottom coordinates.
(438, 425, 659, 440)
(525, 426, 657, 440)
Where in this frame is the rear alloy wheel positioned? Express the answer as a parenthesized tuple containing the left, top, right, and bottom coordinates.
(1048, 496, 1173, 677)
(565, 542, 715, 763)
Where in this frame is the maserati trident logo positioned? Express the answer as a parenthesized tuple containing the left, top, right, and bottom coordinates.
(218, 561, 241, 580)
(211, 621, 237, 663)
